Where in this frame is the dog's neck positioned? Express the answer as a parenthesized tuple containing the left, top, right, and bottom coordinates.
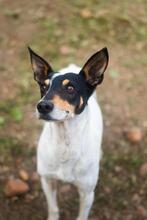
(43, 105, 89, 163)
(56, 104, 88, 131)
(46, 104, 89, 146)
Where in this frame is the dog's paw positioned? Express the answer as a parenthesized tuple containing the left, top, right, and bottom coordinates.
(47, 217, 59, 220)
(47, 218, 58, 220)
(47, 213, 59, 220)
(76, 217, 86, 220)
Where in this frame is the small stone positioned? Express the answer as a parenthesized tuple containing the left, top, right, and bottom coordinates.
(59, 45, 71, 55)
(31, 172, 39, 182)
(4, 178, 29, 197)
(103, 186, 111, 194)
(132, 193, 141, 204)
(137, 206, 147, 217)
(125, 127, 142, 143)
(19, 169, 29, 181)
(60, 184, 72, 194)
(25, 194, 35, 202)
(0, 166, 10, 173)
(122, 200, 128, 206)
(136, 42, 144, 51)
(143, 120, 147, 128)
(80, 9, 92, 18)
(139, 163, 147, 177)
(124, 214, 133, 220)
(139, 189, 144, 195)
(33, 190, 39, 198)
(131, 174, 137, 183)
(11, 196, 19, 202)
(114, 166, 122, 173)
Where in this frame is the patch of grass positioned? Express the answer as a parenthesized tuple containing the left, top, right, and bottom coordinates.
(9, 106, 23, 122)
(0, 64, 6, 71)
(123, 56, 147, 68)
(0, 137, 35, 158)
(18, 80, 39, 104)
(0, 116, 5, 126)
(109, 69, 120, 78)
(3, 9, 20, 19)
(0, 138, 23, 157)
(130, 156, 143, 168)
(53, 1, 146, 45)
(103, 148, 143, 173)
(0, 100, 23, 123)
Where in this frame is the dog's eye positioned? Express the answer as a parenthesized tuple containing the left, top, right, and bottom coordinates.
(67, 85, 75, 94)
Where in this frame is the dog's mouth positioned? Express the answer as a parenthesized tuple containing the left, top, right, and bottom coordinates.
(38, 113, 58, 122)
(38, 113, 70, 123)
(36, 107, 72, 122)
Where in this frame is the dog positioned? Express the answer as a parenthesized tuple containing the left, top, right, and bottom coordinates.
(28, 47, 109, 220)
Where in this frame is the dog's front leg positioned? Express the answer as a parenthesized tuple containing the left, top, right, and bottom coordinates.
(77, 190, 94, 220)
(41, 177, 59, 220)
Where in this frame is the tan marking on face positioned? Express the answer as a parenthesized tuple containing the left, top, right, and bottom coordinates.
(44, 79, 50, 86)
(79, 96, 84, 108)
(52, 95, 74, 112)
(62, 79, 70, 86)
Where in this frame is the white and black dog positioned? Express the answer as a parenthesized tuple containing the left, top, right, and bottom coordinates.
(28, 47, 109, 220)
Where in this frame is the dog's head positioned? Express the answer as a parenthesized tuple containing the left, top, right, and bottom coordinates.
(28, 47, 109, 121)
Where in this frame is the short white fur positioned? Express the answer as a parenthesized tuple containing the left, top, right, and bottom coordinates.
(37, 64, 103, 220)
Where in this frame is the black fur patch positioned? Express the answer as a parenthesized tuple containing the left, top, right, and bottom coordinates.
(43, 73, 89, 114)
(28, 47, 54, 97)
(29, 47, 109, 115)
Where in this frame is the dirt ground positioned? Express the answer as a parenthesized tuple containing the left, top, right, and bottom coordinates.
(0, 0, 147, 220)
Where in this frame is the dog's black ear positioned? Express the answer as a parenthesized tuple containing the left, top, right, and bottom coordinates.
(79, 47, 109, 87)
(28, 47, 54, 83)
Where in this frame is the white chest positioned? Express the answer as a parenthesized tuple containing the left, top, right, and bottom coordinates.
(37, 97, 103, 183)
(37, 127, 84, 182)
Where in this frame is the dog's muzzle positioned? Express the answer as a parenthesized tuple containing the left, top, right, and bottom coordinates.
(37, 100, 54, 114)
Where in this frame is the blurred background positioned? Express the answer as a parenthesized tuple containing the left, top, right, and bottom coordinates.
(0, 0, 147, 220)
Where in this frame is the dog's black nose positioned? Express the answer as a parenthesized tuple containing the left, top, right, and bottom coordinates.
(37, 101, 54, 114)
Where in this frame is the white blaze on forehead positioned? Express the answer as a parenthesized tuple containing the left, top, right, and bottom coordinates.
(59, 64, 81, 75)
(49, 72, 60, 87)
(51, 64, 81, 81)
(52, 72, 61, 78)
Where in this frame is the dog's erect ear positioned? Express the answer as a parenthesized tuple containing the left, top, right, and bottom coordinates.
(28, 47, 54, 83)
(79, 47, 109, 87)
